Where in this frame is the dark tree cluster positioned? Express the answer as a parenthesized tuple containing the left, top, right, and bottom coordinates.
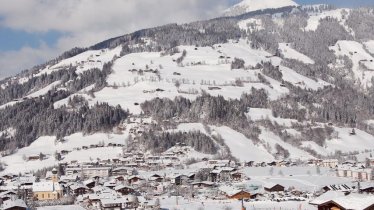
(0, 91, 128, 153)
(140, 130, 218, 154)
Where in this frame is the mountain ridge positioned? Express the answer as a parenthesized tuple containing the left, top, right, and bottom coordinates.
(223, 0, 298, 16)
(1, 4, 374, 174)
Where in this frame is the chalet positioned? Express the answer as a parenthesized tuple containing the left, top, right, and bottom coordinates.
(170, 174, 190, 185)
(191, 181, 214, 189)
(69, 184, 89, 196)
(83, 179, 96, 189)
(317, 194, 374, 210)
(103, 181, 117, 189)
(226, 190, 251, 200)
(149, 174, 163, 182)
(264, 183, 285, 192)
(2, 199, 27, 210)
(113, 176, 125, 182)
(360, 183, 374, 194)
(231, 171, 245, 181)
(1, 174, 15, 181)
(210, 167, 236, 182)
(114, 185, 135, 195)
(0, 191, 17, 202)
(100, 197, 132, 210)
(128, 176, 144, 184)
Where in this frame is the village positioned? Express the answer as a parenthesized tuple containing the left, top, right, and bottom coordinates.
(1, 136, 374, 210)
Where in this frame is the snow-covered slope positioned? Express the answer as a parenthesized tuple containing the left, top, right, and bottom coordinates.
(224, 0, 298, 17)
(305, 9, 349, 31)
(279, 43, 315, 64)
(330, 40, 374, 88)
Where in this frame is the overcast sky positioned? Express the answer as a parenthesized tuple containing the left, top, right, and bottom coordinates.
(0, 0, 373, 77)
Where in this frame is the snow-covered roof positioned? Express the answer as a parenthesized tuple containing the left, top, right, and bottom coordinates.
(309, 191, 346, 205)
(32, 181, 63, 192)
(114, 184, 134, 191)
(324, 194, 374, 209)
(2, 199, 27, 209)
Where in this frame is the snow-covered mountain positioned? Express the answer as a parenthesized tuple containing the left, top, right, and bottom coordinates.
(1, 4, 374, 175)
(223, 0, 298, 16)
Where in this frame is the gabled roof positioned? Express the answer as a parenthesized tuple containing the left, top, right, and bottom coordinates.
(114, 184, 134, 191)
(32, 181, 63, 192)
(320, 194, 374, 209)
(3, 199, 27, 209)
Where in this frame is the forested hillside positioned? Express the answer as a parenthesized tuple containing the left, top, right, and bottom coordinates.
(1, 4, 374, 169)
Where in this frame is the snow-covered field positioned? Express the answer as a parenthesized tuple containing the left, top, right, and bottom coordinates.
(331, 40, 374, 87)
(305, 9, 348, 31)
(53, 39, 293, 114)
(241, 166, 352, 192)
(238, 18, 264, 32)
(246, 108, 297, 126)
(212, 126, 274, 162)
(0, 132, 126, 175)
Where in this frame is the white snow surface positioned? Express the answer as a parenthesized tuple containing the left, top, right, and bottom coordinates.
(280, 66, 330, 90)
(246, 108, 297, 127)
(26, 80, 61, 98)
(306, 9, 349, 31)
(259, 127, 314, 160)
(54, 39, 290, 114)
(331, 40, 374, 88)
(212, 126, 274, 162)
(0, 132, 127, 175)
(238, 18, 264, 32)
(224, 0, 298, 17)
(279, 43, 315, 64)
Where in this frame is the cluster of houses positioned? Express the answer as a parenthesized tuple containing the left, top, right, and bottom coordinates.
(335, 159, 374, 181)
(1, 119, 374, 210)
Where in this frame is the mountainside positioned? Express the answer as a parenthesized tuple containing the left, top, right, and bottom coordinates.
(1, 3, 374, 174)
(223, 0, 298, 16)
